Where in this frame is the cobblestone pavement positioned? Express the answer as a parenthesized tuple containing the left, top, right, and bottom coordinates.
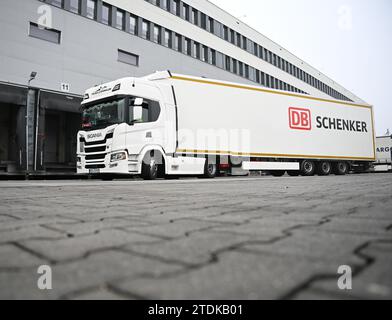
(0, 174, 391, 300)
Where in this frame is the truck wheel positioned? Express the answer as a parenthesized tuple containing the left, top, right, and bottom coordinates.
(141, 151, 159, 180)
(287, 171, 300, 177)
(300, 160, 315, 176)
(203, 162, 217, 179)
(317, 161, 332, 176)
(271, 170, 285, 177)
(333, 162, 348, 175)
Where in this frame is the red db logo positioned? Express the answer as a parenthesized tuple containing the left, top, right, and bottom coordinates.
(289, 107, 312, 131)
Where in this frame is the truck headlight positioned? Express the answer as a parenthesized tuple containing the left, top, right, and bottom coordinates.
(111, 151, 127, 162)
(77, 156, 81, 163)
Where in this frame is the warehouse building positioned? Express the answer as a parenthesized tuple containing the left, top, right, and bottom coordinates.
(0, 0, 366, 174)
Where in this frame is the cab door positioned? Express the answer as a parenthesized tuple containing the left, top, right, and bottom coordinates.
(125, 98, 165, 155)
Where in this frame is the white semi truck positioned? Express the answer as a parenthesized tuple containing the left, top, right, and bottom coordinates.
(77, 71, 376, 180)
(373, 136, 392, 172)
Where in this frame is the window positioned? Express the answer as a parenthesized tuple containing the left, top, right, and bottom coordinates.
(162, 0, 169, 11)
(236, 33, 241, 47)
(201, 46, 208, 62)
(118, 49, 139, 66)
(209, 18, 214, 33)
(272, 54, 276, 66)
(29, 22, 61, 44)
(86, 0, 97, 20)
(153, 25, 161, 44)
(164, 30, 172, 47)
(245, 65, 249, 78)
(184, 38, 191, 55)
(266, 74, 270, 87)
(223, 26, 229, 41)
(232, 59, 237, 74)
(51, 0, 63, 8)
(116, 10, 125, 30)
(102, 4, 111, 25)
(254, 43, 258, 56)
(129, 15, 137, 35)
(128, 99, 161, 124)
(201, 13, 207, 29)
(172, 0, 180, 16)
(210, 49, 216, 65)
(242, 36, 247, 50)
(193, 42, 200, 59)
(260, 72, 265, 86)
(256, 70, 260, 83)
(192, 9, 198, 25)
(174, 34, 181, 51)
(141, 20, 150, 39)
(230, 30, 235, 44)
(69, 0, 81, 14)
(225, 56, 231, 71)
(239, 62, 244, 77)
(182, 4, 190, 21)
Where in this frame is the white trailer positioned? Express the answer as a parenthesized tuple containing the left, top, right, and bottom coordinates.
(77, 71, 375, 179)
(373, 136, 392, 172)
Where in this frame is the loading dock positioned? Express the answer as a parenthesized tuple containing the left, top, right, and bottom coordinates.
(0, 83, 82, 176)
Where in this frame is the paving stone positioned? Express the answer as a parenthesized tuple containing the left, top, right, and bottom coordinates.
(0, 244, 47, 269)
(0, 225, 65, 244)
(20, 229, 161, 262)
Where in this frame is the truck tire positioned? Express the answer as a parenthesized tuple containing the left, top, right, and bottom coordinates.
(270, 170, 285, 177)
(287, 171, 300, 177)
(203, 162, 217, 179)
(141, 151, 160, 180)
(300, 160, 315, 176)
(317, 161, 332, 176)
(333, 161, 348, 175)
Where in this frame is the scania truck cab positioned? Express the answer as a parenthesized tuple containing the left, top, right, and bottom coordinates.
(77, 72, 209, 180)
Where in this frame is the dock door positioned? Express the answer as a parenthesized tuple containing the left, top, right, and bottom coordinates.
(0, 84, 27, 174)
(37, 91, 82, 173)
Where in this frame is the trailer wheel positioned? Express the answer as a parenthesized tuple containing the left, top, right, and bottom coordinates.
(287, 171, 300, 177)
(333, 161, 348, 176)
(141, 151, 160, 180)
(300, 160, 316, 176)
(203, 162, 217, 179)
(317, 161, 332, 176)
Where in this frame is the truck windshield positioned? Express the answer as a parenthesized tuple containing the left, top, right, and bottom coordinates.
(82, 98, 125, 130)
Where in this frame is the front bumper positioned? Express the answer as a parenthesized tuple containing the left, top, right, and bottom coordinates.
(77, 153, 141, 175)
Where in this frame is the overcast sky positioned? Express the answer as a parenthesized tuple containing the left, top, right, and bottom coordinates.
(209, 0, 392, 136)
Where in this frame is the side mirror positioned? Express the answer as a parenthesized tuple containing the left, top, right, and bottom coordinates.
(133, 106, 143, 123)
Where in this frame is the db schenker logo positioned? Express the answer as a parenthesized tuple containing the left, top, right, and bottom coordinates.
(289, 107, 311, 131)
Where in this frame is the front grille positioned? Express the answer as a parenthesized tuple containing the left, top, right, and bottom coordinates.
(85, 164, 106, 169)
(85, 146, 106, 153)
(86, 154, 106, 161)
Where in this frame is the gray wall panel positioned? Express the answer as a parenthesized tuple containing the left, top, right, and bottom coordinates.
(0, 0, 254, 96)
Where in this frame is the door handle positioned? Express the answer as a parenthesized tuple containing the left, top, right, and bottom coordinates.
(146, 132, 152, 138)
